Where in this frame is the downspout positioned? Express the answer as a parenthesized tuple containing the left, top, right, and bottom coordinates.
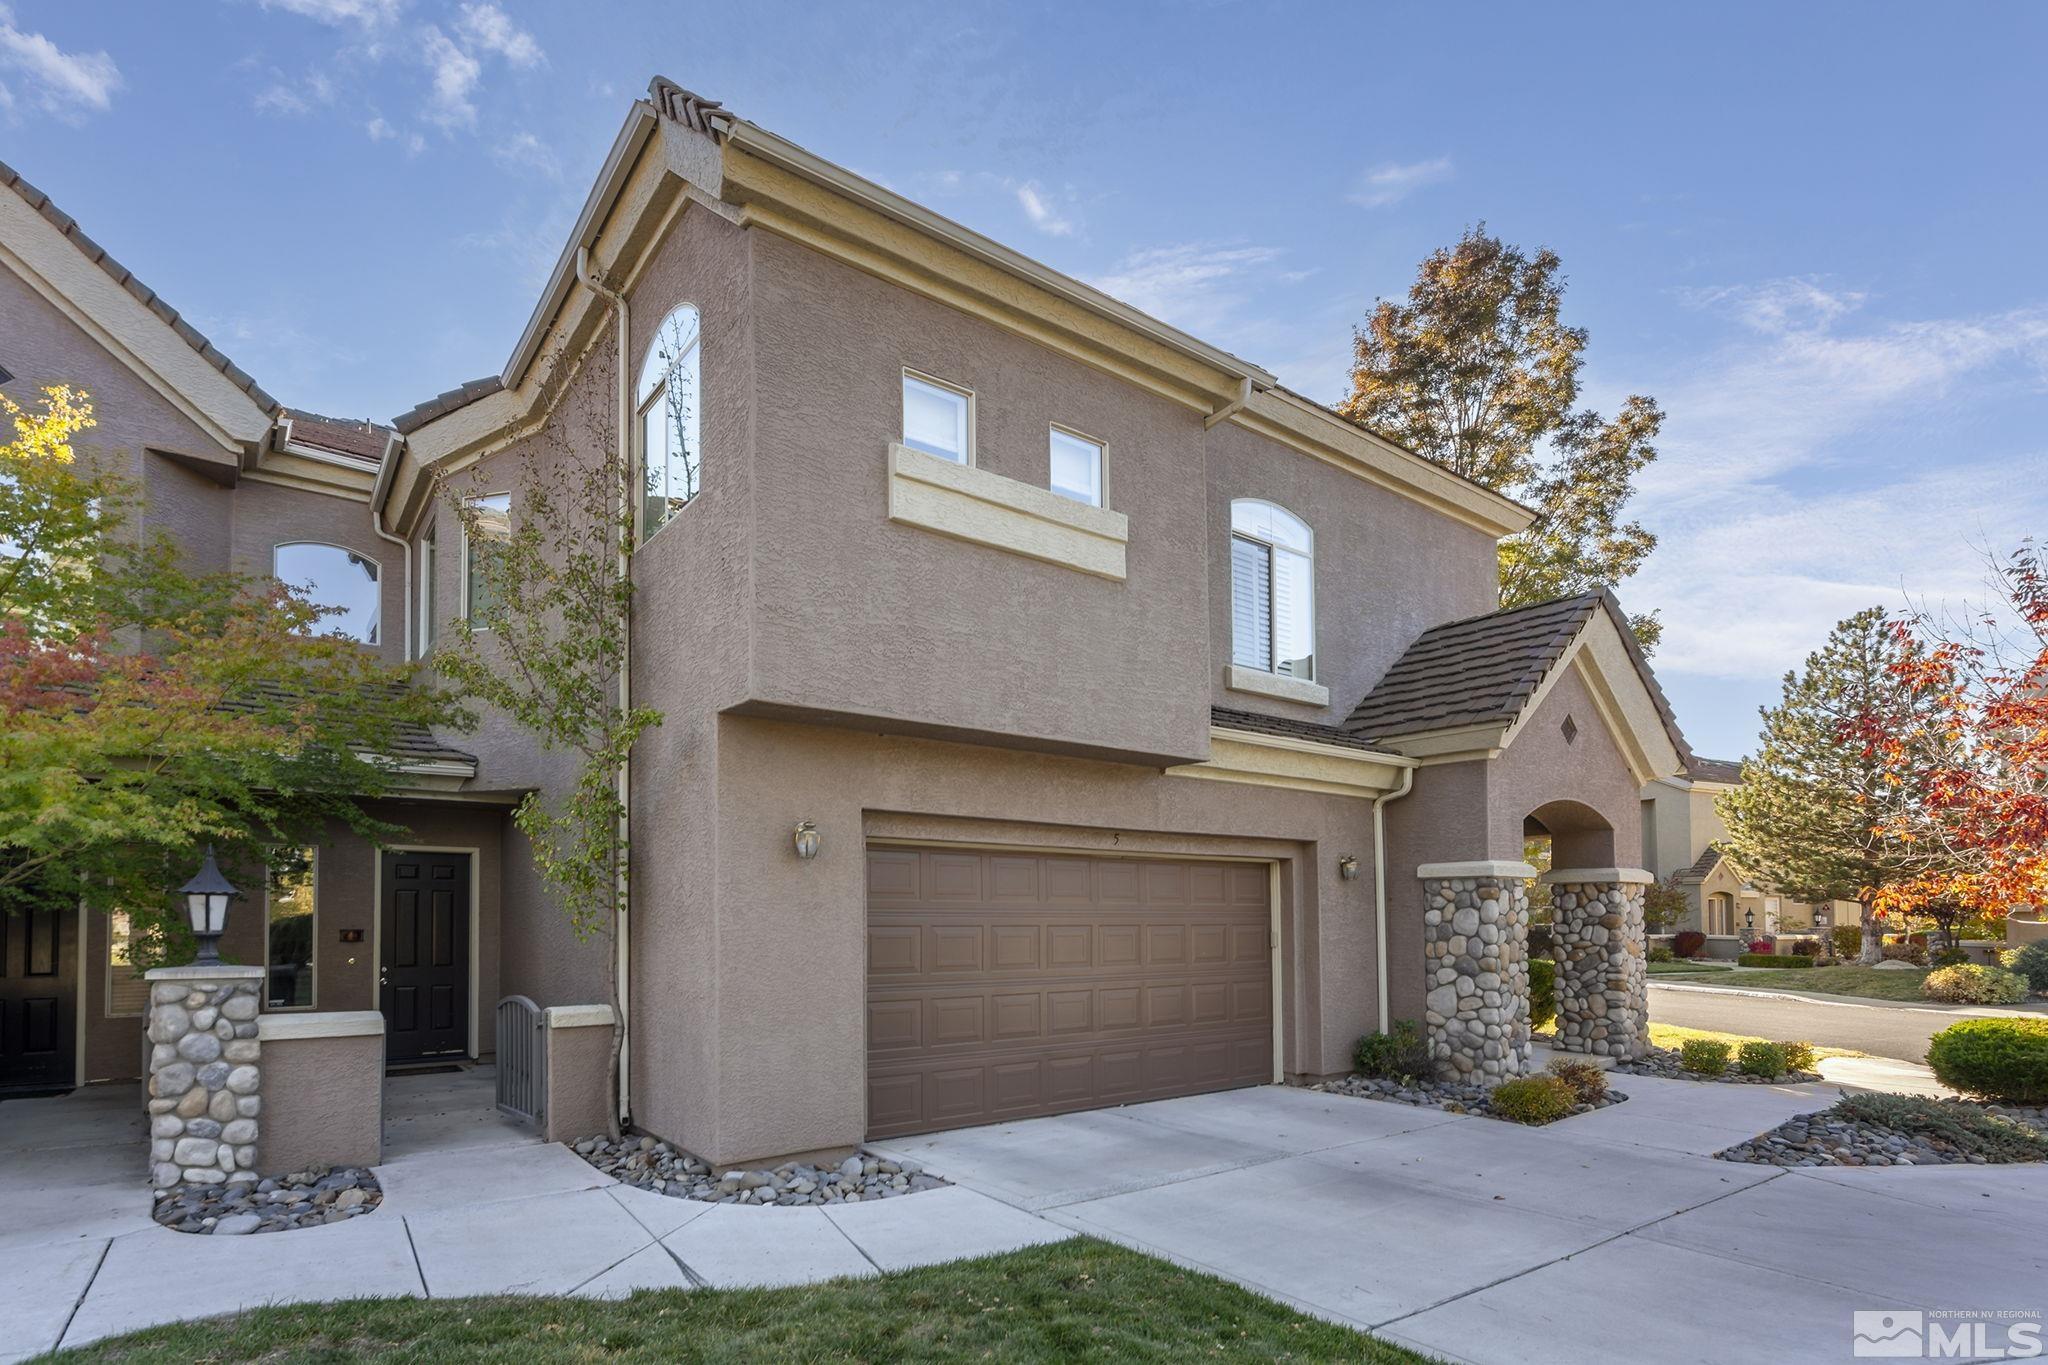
(367, 430, 413, 661)
(1371, 763, 1417, 1033)
(576, 245, 634, 1129)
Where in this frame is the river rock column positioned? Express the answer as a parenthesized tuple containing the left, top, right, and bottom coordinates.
(143, 964, 264, 1188)
(1419, 862, 1536, 1084)
(1545, 869, 1652, 1059)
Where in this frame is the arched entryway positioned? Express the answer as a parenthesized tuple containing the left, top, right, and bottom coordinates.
(1526, 800, 1648, 1061)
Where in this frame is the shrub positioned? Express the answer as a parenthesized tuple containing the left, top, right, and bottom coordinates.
(1780, 1040, 1818, 1073)
(1353, 1020, 1432, 1081)
(1648, 945, 1674, 963)
(1546, 1057, 1608, 1105)
(1833, 1091, 2048, 1162)
(1923, 965, 2029, 1006)
(1929, 946, 1971, 969)
(1679, 1038, 1731, 1075)
(1737, 953, 1813, 968)
(1882, 942, 1928, 966)
(1831, 925, 1864, 958)
(1737, 1041, 1788, 1078)
(1906, 931, 1930, 948)
(1529, 957, 1557, 1031)
(1746, 937, 1774, 954)
(1672, 930, 1706, 959)
(2001, 941, 2048, 995)
(1490, 1075, 1576, 1124)
(1926, 1018, 2048, 1105)
(1790, 938, 1822, 957)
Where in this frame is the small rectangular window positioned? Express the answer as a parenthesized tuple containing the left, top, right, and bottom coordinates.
(463, 494, 511, 623)
(1049, 427, 1103, 507)
(902, 372, 971, 464)
(266, 848, 317, 1010)
(107, 912, 150, 1017)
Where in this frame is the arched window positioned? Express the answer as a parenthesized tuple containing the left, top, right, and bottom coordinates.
(1229, 500, 1314, 681)
(1706, 893, 1735, 938)
(274, 542, 380, 644)
(638, 303, 701, 540)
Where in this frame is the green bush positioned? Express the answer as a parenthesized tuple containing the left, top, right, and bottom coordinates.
(2002, 940, 2048, 995)
(1929, 946, 1971, 969)
(1489, 1074, 1576, 1124)
(1882, 942, 1928, 966)
(1831, 925, 1864, 958)
(1679, 1038, 1731, 1075)
(1926, 1019, 2048, 1104)
(1546, 1057, 1608, 1105)
(1833, 1091, 2048, 1162)
(1647, 945, 1675, 963)
(1922, 964, 2029, 1006)
(1737, 1041, 1788, 1078)
(1789, 938, 1823, 957)
(1780, 1040, 1818, 1073)
(1737, 953, 1813, 969)
(1353, 1019, 1433, 1081)
(1529, 957, 1557, 1031)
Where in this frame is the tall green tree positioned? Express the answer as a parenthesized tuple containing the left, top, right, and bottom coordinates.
(1340, 226, 1665, 649)
(0, 386, 460, 940)
(1718, 608, 1950, 963)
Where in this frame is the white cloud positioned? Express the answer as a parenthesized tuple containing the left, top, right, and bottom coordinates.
(0, 4, 121, 118)
(366, 114, 424, 154)
(1348, 156, 1453, 209)
(254, 69, 333, 115)
(1015, 181, 1073, 237)
(256, 0, 402, 27)
(1089, 243, 1288, 336)
(453, 2, 542, 67)
(419, 24, 481, 128)
(1677, 276, 1868, 336)
(491, 130, 558, 179)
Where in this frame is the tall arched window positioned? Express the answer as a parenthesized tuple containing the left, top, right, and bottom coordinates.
(1706, 893, 1735, 937)
(638, 303, 702, 540)
(274, 542, 380, 644)
(1230, 500, 1314, 681)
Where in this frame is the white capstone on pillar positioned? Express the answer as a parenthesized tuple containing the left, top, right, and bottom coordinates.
(1418, 861, 1537, 1084)
(1543, 867, 1653, 1059)
(143, 964, 265, 1188)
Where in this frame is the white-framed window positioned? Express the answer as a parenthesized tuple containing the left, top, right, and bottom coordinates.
(638, 303, 702, 541)
(462, 493, 511, 624)
(273, 542, 381, 644)
(1229, 499, 1314, 681)
(902, 371, 972, 464)
(265, 847, 317, 1010)
(106, 911, 150, 1018)
(417, 527, 436, 655)
(1049, 426, 1104, 507)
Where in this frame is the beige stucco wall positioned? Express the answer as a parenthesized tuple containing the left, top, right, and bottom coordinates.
(543, 1019, 616, 1143)
(262, 1031, 383, 1173)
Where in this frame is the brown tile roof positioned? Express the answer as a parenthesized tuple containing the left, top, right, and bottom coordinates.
(647, 77, 734, 137)
(392, 376, 504, 434)
(1340, 590, 1696, 768)
(281, 408, 391, 464)
(1686, 755, 1744, 784)
(1210, 706, 1388, 753)
(1680, 843, 1725, 882)
(0, 158, 279, 415)
(229, 681, 476, 771)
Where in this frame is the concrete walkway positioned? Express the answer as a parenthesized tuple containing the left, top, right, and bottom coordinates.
(6, 1072, 2046, 1363)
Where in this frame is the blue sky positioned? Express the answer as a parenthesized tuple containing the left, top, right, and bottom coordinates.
(5, 1, 2042, 760)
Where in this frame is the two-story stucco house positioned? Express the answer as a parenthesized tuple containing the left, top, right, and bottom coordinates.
(3, 78, 1701, 1168)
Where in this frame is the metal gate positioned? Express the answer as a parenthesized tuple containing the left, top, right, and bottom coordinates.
(494, 995, 546, 1127)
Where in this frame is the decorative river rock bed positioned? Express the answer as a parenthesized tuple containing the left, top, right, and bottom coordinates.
(152, 1166, 382, 1234)
(1614, 1046, 1821, 1085)
(1310, 1074, 1628, 1121)
(575, 1135, 950, 1205)
(1718, 1103, 2048, 1168)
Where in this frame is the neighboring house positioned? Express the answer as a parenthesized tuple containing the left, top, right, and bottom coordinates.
(3, 79, 1698, 1166)
(1640, 757, 1861, 950)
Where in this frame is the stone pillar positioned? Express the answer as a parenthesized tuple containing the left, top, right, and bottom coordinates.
(144, 964, 264, 1188)
(1418, 862, 1536, 1084)
(1545, 869, 1652, 1059)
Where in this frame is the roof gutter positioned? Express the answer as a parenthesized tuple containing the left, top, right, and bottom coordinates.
(367, 429, 413, 660)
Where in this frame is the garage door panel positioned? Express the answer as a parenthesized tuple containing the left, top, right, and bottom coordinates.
(867, 849, 1274, 1140)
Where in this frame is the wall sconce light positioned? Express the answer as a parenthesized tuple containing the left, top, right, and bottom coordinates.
(1337, 855, 1361, 881)
(792, 820, 821, 860)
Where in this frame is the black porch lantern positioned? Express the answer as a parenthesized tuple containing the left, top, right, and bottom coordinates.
(1744, 906, 1756, 934)
(180, 846, 239, 967)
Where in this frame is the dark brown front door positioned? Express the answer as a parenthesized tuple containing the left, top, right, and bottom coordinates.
(381, 851, 470, 1062)
(1, 905, 76, 1093)
(866, 848, 1273, 1140)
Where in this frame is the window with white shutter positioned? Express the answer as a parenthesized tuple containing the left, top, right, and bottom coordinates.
(1229, 500, 1315, 681)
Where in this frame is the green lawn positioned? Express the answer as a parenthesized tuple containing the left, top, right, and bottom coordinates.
(55, 1238, 1432, 1364)
(1657, 964, 1932, 1002)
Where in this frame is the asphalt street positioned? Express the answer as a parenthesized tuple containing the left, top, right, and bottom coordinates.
(1647, 982, 2041, 1063)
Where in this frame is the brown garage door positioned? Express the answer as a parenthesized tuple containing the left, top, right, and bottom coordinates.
(866, 847, 1273, 1140)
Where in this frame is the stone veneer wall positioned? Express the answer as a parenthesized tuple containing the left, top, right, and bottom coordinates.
(1421, 875, 1532, 1083)
(1550, 880, 1649, 1059)
(144, 965, 263, 1187)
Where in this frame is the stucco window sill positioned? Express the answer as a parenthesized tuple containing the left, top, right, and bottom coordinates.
(1224, 665, 1329, 707)
(885, 442, 1128, 581)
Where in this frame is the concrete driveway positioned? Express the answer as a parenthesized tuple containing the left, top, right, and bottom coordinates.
(874, 1075, 2048, 1365)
